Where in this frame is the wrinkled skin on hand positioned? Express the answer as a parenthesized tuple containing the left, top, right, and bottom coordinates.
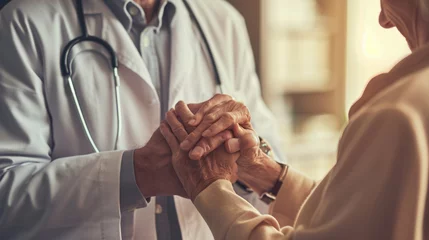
(161, 107, 239, 201)
(133, 126, 187, 198)
(178, 94, 252, 160)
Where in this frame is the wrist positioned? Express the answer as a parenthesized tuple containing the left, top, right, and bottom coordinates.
(133, 147, 159, 198)
(238, 152, 282, 195)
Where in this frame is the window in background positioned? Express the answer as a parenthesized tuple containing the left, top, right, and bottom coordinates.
(345, 0, 410, 112)
(259, 0, 347, 180)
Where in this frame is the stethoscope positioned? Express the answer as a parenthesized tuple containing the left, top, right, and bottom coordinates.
(61, 0, 223, 153)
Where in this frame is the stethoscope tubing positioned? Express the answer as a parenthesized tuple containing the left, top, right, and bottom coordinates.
(62, 0, 222, 153)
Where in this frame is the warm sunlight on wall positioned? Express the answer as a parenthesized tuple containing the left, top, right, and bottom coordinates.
(345, 0, 410, 114)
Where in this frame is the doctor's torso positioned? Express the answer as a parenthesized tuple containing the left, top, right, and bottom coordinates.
(0, 0, 251, 239)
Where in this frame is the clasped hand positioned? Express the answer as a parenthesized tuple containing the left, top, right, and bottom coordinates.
(160, 94, 262, 201)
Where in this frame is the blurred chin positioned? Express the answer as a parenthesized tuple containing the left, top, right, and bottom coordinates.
(139, 0, 156, 6)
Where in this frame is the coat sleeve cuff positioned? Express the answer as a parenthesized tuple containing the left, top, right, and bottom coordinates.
(119, 150, 149, 212)
(269, 167, 316, 227)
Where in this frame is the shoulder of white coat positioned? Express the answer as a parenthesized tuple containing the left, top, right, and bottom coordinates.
(0, 0, 69, 29)
(190, 0, 246, 26)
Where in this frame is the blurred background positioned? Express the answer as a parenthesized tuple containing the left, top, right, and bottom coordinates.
(228, 0, 410, 180)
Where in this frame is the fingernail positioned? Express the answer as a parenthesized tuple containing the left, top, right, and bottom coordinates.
(190, 147, 204, 158)
(202, 130, 211, 137)
(188, 119, 196, 125)
(180, 140, 191, 149)
(227, 139, 240, 153)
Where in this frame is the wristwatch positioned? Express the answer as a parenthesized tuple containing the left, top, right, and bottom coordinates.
(260, 162, 289, 205)
(256, 137, 290, 204)
(259, 136, 273, 157)
(235, 136, 275, 193)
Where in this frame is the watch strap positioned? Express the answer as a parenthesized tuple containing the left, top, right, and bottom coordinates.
(260, 163, 289, 204)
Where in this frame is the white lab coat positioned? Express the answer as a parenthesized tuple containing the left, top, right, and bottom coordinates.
(0, 0, 283, 239)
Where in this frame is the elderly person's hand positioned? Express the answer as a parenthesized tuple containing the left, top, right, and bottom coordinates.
(225, 124, 283, 196)
(174, 94, 252, 160)
(132, 97, 238, 199)
(133, 126, 188, 198)
(178, 94, 251, 153)
(165, 103, 284, 197)
(160, 112, 239, 201)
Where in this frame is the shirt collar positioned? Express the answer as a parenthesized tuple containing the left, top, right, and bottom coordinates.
(104, 0, 176, 32)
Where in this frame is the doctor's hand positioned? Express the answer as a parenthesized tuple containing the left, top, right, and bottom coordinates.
(177, 94, 252, 160)
(133, 126, 187, 198)
(159, 121, 239, 201)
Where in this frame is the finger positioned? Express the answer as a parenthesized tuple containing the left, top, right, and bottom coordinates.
(225, 124, 246, 153)
(232, 123, 247, 137)
(187, 103, 203, 114)
(165, 109, 188, 142)
(159, 122, 180, 152)
(174, 101, 195, 131)
(189, 130, 233, 160)
(225, 138, 240, 153)
(239, 133, 260, 150)
(202, 111, 248, 138)
(180, 103, 228, 150)
(226, 131, 259, 153)
(188, 94, 232, 126)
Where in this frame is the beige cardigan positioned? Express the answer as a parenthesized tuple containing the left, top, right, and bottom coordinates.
(194, 45, 429, 239)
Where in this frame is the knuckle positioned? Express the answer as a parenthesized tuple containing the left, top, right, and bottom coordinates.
(171, 129, 184, 138)
(227, 99, 236, 105)
(175, 101, 186, 111)
(222, 112, 235, 122)
(171, 126, 182, 133)
(213, 93, 223, 99)
(203, 101, 213, 110)
(187, 132, 198, 141)
(201, 139, 213, 152)
(175, 101, 182, 109)
(160, 122, 168, 129)
(204, 113, 217, 122)
(223, 130, 233, 139)
(242, 104, 250, 113)
(211, 135, 223, 146)
(238, 102, 247, 110)
(218, 94, 232, 100)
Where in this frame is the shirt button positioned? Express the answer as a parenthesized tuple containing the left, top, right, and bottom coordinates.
(128, 6, 139, 16)
(155, 204, 163, 214)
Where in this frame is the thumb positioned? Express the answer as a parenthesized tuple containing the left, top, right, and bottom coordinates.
(232, 123, 246, 137)
(225, 138, 240, 153)
(225, 133, 259, 153)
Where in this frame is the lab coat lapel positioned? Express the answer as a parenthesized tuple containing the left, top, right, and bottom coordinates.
(168, 1, 197, 102)
(174, 0, 232, 95)
(82, 0, 156, 93)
